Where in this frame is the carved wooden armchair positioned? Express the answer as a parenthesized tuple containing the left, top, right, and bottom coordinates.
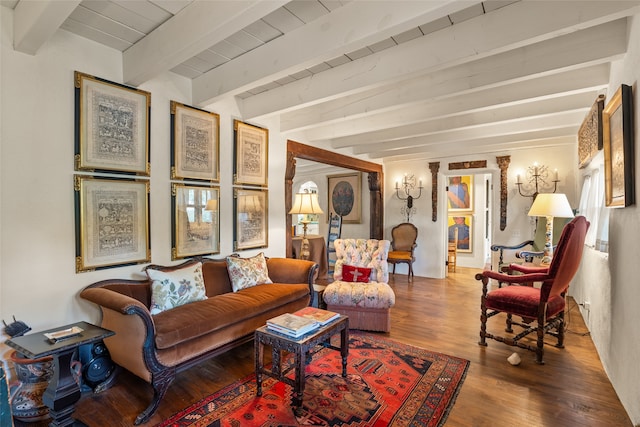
(476, 216, 589, 364)
(491, 216, 570, 273)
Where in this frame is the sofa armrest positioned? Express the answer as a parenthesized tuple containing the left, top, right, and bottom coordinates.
(266, 258, 317, 298)
(80, 283, 162, 383)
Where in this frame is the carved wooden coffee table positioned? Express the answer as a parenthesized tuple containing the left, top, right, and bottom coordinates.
(254, 315, 349, 415)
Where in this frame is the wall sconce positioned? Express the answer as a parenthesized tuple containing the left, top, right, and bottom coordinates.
(516, 162, 559, 200)
(395, 174, 423, 222)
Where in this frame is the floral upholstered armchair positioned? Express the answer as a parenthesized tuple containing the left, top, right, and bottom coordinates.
(323, 239, 395, 332)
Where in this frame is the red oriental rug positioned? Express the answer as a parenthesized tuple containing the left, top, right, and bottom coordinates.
(156, 332, 469, 427)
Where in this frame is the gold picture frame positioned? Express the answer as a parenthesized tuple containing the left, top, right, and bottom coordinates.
(74, 71, 151, 175)
(171, 183, 220, 260)
(448, 214, 473, 253)
(74, 175, 150, 272)
(170, 101, 220, 182)
(327, 172, 361, 224)
(233, 120, 269, 187)
(603, 84, 635, 208)
(578, 95, 605, 169)
(447, 175, 473, 212)
(234, 188, 268, 250)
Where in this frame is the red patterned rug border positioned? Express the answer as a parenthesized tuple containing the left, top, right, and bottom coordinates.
(156, 331, 469, 427)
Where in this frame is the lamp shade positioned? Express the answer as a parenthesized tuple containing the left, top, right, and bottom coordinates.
(289, 192, 324, 215)
(528, 193, 574, 218)
(204, 199, 218, 211)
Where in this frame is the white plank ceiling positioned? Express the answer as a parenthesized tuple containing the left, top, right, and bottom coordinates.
(4, 0, 640, 166)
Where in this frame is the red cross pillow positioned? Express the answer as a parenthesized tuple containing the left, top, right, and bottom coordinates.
(342, 265, 371, 283)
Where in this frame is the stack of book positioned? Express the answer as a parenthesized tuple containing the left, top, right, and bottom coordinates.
(266, 307, 340, 338)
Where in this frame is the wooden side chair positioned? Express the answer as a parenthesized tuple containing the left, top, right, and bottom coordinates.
(387, 223, 418, 281)
(447, 227, 458, 273)
(475, 216, 589, 364)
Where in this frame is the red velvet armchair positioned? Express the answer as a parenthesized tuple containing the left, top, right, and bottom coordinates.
(475, 216, 589, 364)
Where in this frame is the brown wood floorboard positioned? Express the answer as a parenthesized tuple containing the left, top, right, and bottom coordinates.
(15, 267, 633, 426)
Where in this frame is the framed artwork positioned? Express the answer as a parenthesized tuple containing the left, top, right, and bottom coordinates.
(603, 84, 635, 208)
(74, 175, 150, 272)
(233, 120, 269, 187)
(327, 172, 361, 224)
(74, 71, 151, 175)
(171, 183, 220, 260)
(448, 214, 473, 253)
(447, 175, 473, 212)
(170, 101, 220, 182)
(234, 188, 268, 250)
(578, 95, 605, 169)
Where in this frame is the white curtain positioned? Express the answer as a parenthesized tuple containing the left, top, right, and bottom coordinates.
(578, 165, 609, 252)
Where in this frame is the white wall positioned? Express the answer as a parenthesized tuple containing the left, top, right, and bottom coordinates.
(571, 14, 640, 425)
(0, 10, 287, 340)
(383, 144, 578, 278)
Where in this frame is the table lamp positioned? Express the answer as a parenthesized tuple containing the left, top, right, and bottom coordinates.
(289, 191, 324, 260)
(528, 193, 574, 265)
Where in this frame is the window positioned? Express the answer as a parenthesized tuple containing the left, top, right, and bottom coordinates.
(578, 152, 609, 252)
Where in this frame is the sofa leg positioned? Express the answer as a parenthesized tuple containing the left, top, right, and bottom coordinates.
(134, 370, 175, 425)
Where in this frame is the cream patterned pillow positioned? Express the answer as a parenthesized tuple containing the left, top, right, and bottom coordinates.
(147, 262, 207, 315)
(226, 253, 273, 292)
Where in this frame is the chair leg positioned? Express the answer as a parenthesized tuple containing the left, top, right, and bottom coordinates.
(535, 323, 545, 365)
(555, 312, 566, 348)
(505, 313, 513, 333)
(478, 274, 488, 346)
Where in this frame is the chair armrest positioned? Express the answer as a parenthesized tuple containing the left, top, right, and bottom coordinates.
(478, 269, 549, 285)
(490, 240, 534, 252)
(509, 263, 549, 274)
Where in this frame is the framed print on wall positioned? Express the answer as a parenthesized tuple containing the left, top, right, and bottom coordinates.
(233, 120, 268, 187)
(170, 101, 220, 182)
(234, 188, 268, 251)
(578, 95, 605, 169)
(74, 71, 151, 175)
(447, 175, 473, 212)
(74, 175, 150, 272)
(171, 183, 220, 260)
(603, 84, 635, 208)
(327, 172, 361, 224)
(448, 214, 473, 253)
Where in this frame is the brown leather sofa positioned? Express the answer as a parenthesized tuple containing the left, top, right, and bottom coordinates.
(80, 256, 317, 425)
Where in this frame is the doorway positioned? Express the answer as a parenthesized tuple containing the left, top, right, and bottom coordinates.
(443, 171, 495, 272)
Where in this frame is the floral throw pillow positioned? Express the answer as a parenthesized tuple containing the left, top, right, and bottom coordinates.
(342, 265, 371, 283)
(226, 253, 273, 292)
(147, 262, 207, 315)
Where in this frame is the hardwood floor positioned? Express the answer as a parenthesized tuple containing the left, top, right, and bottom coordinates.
(18, 267, 632, 426)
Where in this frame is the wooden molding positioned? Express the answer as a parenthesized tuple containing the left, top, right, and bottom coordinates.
(448, 160, 487, 170)
(496, 156, 511, 231)
(429, 162, 440, 222)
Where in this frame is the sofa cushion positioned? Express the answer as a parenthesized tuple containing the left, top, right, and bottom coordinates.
(147, 262, 207, 315)
(153, 283, 309, 349)
(342, 265, 371, 283)
(226, 253, 273, 292)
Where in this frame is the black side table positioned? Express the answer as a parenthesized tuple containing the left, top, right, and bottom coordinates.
(6, 321, 114, 427)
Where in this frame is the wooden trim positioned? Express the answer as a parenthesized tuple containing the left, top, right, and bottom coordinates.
(286, 140, 384, 257)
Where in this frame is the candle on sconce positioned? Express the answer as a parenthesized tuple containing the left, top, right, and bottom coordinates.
(419, 180, 422, 188)
(554, 169, 559, 181)
(516, 174, 521, 184)
(534, 163, 539, 175)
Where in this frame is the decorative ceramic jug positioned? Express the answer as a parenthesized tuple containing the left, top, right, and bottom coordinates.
(9, 351, 53, 422)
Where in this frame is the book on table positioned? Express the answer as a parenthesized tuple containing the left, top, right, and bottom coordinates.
(293, 307, 340, 326)
(266, 313, 319, 337)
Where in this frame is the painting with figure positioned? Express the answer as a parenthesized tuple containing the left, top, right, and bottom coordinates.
(447, 175, 473, 212)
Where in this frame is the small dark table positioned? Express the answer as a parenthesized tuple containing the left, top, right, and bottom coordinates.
(254, 315, 349, 415)
(6, 321, 114, 427)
